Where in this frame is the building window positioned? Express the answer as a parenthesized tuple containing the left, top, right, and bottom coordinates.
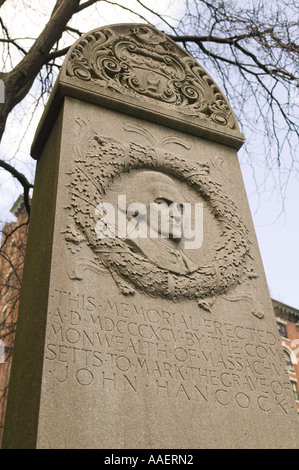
(10, 241, 15, 258)
(291, 381, 299, 402)
(2, 304, 8, 323)
(5, 273, 11, 295)
(283, 349, 294, 373)
(277, 321, 287, 338)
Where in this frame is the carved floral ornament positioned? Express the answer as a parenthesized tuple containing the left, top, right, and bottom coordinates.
(63, 24, 239, 131)
(64, 118, 262, 318)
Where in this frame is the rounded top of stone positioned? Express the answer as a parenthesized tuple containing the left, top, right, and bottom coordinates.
(31, 23, 244, 159)
(61, 23, 241, 134)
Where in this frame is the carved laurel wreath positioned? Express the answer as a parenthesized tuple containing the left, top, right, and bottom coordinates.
(64, 119, 255, 311)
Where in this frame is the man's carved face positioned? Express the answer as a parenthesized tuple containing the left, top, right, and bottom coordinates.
(124, 171, 186, 241)
(150, 197, 183, 240)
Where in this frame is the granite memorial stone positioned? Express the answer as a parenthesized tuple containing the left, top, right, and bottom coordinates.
(2, 23, 299, 449)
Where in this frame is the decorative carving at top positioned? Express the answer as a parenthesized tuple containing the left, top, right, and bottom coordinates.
(63, 24, 239, 130)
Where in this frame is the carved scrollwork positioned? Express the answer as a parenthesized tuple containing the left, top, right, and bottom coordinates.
(64, 118, 257, 311)
(64, 24, 238, 130)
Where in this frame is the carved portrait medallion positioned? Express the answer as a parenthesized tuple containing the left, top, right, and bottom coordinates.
(60, 24, 259, 315)
(64, 118, 257, 313)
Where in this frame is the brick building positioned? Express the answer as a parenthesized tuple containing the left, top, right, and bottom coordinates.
(273, 299, 299, 413)
(0, 195, 298, 446)
(0, 195, 28, 444)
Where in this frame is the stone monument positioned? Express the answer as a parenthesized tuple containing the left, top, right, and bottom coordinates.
(2, 24, 299, 449)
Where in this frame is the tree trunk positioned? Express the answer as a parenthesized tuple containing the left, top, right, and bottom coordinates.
(0, 0, 81, 141)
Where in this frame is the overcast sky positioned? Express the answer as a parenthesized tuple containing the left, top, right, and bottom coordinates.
(0, 0, 298, 310)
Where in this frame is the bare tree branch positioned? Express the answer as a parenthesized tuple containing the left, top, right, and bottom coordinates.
(168, 32, 297, 82)
(0, 18, 27, 57)
(47, 46, 70, 62)
(0, 160, 33, 191)
(0, 160, 33, 215)
(76, 0, 100, 13)
(0, 0, 81, 140)
(0, 221, 29, 253)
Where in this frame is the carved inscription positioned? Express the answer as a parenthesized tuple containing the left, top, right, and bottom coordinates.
(45, 289, 292, 415)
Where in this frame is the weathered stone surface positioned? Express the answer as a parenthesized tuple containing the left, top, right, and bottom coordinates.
(3, 24, 299, 449)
